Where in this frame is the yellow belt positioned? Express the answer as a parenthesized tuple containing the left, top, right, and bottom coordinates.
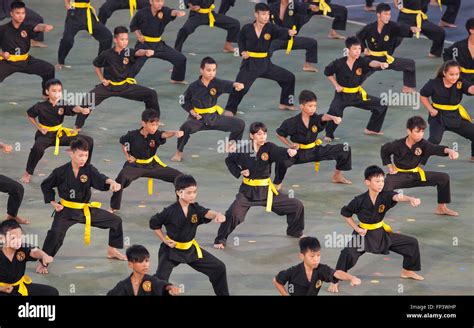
(460, 67, 474, 74)
(286, 25, 297, 55)
(437, 0, 442, 10)
(395, 166, 426, 182)
(198, 4, 216, 27)
(432, 102, 472, 122)
(60, 198, 102, 245)
(166, 235, 203, 259)
(143, 35, 162, 42)
(341, 86, 368, 101)
(135, 155, 168, 195)
(299, 139, 323, 171)
(72, 2, 99, 35)
(39, 123, 78, 156)
(400, 8, 427, 38)
(312, 0, 332, 16)
(359, 220, 392, 233)
(0, 275, 32, 296)
(193, 105, 224, 115)
(109, 78, 137, 86)
(243, 177, 278, 212)
(0, 53, 29, 62)
(368, 50, 395, 64)
(247, 51, 268, 58)
(129, 0, 137, 18)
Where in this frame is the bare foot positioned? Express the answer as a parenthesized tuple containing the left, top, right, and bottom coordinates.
(223, 110, 234, 117)
(328, 282, 339, 293)
(364, 6, 376, 12)
(170, 80, 187, 85)
(303, 62, 318, 72)
(107, 247, 127, 261)
(213, 243, 225, 250)
(470, 156, 474, 162)
(435, 204, 459, 216)
(278, 104, 296, 111)
(55, 63, 64, 70)
(428, 53, 440, 58)
(400, 269, 424, 281)
(107, 208, 117, 214)
(439, 20, 456, 28)
(364, 128, 384, 136)
(401, 86, 416, 93)
(223, 42, 235, 53)
(7, 215, 30, 225)
(36, 262, 49, 274)
(31, 40, 48, 48)
(323, 136, 333, 143)
(171, 151, 183, 162)
(332, 171, 352, 184)
(328, 30, 346, 40)
(275, 183, 282, 191)
(20, 172, 31, 184)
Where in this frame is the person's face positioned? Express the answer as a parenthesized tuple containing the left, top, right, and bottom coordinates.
(176, 185, 198, 204)
(10, 8, 26, 24)
(443, 66, 460, 84)
(114, 33, 129, 49)
(250, 129, 267, 146)
(300, 100, 317, 116)
(2, 228, 23, 250)
(128, 257, 150, 275)
(348, 44, 362, 59)
(47, 84, 63, 103)
(365, 175, 385, 192)
(70, 149, 89, 167)
(255, 10, 270, 24)
(377, 10, 391, 24)
(150, 0, 164, 11)
(407, 127, 425, 143)
(200, 63, 217, 80)
(142, 120, 160, 135)
(299, 249, 321, 269)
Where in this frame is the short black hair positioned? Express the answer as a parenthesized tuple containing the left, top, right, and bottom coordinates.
(364, 165, 385, 180)
(299, 90, 317, 105)
(200, 56, 217, 69)
(113, 26, 128, 37)
(10, 1, 25, 10)
(345, 36, 361, 49)
(70, 137, 90, 152)
(255, 3, 270, 12)
(466, 18, 474, 35)
(406, 116, 427, 131)
(45, 78, 63, 91)
(299, 236, 321, 254)
(0, 219, 22, 237)
(249, 122, 267, 134)
(376, 3, 391, 14)
(141, 108, 160, 122)
(126, 245, 150, 263)
(174, 174, 196, 192)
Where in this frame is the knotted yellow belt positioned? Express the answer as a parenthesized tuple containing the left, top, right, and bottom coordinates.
(39, 123, 78, 156)
(72, 2, 99, 35)
(341, 85, 368, 101)
(0, 275, 32, 296)
(193, 105, 224, 115)
(312, 0, 332, 16)
(135, 155, 168, 195)
(243, 177, 278, 212)
(395, 166, 426, 182)
(129, 0, 137, 18)
(400, 8, 427, 38)
(247, 51, 268, 58)
(60, 198, 101, 245)
(166, 235, 203, 258)
(368, 50, 395, 64)
(432, 102, 472, 122)
(143, 35, 162, 42)
(198, 4, 216, 27)
(359, 220, 392, 233)
(0, 53, 29, 62)
(460, 67, 474, 74)
(109, 78, 137, 86)
(286, 25, 297, 54)
(299, 139, 323, 171)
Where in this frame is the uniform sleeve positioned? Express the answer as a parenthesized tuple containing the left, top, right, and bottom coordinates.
(392, 21, 413, 38)
(315, 114, 327, 130)
(106, 281, 126, 296)
(460, 78, 473, 95)
(272, 23, 290, 40)
(119, 131, 130, 146)
(89, 165, 110, 191)
(341, 197, 358, 218)
(217, 79, 235, 95)
(356, 25, 369, 50)
(276, 118, 293, 138)
(318, 264, 336, 283)
(384, 190, 399, 208)
(442, 43, 455, 61)
(23, 246, 36, 262)
(164, 7, 176, 22)
(420, 79, 434, 98)
(63, 105, 77, 116)
(423, 139, 448, 158)
(41, 168, 59, 203)
(225, 153, 242, 179)
(275, 268, 291, 285)
(93, 51, 107, 68)
(26, 103, 40, 118)
(151, 276, 173, 296)
(295, 1, 311, 15)
(182, 84, 193, 112)
(380, 141, 396, 166)
(195, 203, 211, 224)
(129, 10, 142, 32)
(149, 208, 168, 230)
(324, 59, 338, 76)
(155, 131, 167, 146)
(268, 142, 290, 163)
(362, 56, 373, 74)
(238, 25, 247, 54)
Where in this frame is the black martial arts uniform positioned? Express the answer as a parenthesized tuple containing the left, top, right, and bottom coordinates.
(323, 56, 388, 139)
(0, 245, 59, 296)
(422, 0, 460, 25)
(0, 0, 45, 42)
(41, 162, 124, 257)
(381, 137, 451, 203)
(335, 190, 421, 275)
(177, 76, 245, 152)
(268, 1, 318, 64)
(420, 77, 474, 156)
(214, 142, 305, 245)
(274, 113, 351, 184)
(25, 100, 94, 175)
(150, 202, 229, 296)
(98, 0, 149, 24)
(396, 0, 445, 57)
(130, 6, 187, 82)
(443, 38, 474, 83)
(75, 47, 160, 128)
(174, 0, 240, 52)
(0, 20, 54, 95)
(58, 0, 113, 65)
(218, 0, 235, 14)
(110, 128, 182, 210)
(275, 262, 337, 296)
(356, 20, 416, 87)
(299, 0, 347, 32)
(0, 174, 24, 218)
(225, 22, 295, 114)
(107, 274, 172, 296)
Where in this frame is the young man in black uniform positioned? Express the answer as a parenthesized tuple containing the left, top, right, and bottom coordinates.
(130, 0, 187, 84)
(213, 122, 305, 249)
(268, 0, 319, 72)
(273, 236, 360, 296)
(225, 3, 297, 115)
(0, 1, 54, 95)
(299, 0, 348, 40)
(74, 26, 159, 129)
(174, 0, 239, 53)
(394, 0, 445, 57)
(443, 18, 474, 84)
(274, 90, 351, 189)
(0, 220, 58, 296)
(357, 3, 419, 93)
(37, 138, 126, 275)
(149, 174, 229, 296)
(381, 116, 460, 216)
(328, 165, 424, 293)
(57, 0, 112, 69)
(21, 79, 94, 184)
(171, 56, 245, 162)
(323, 36, 389, 141)
(99, 0, 149, 25)
(109, 109, 183, 212)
